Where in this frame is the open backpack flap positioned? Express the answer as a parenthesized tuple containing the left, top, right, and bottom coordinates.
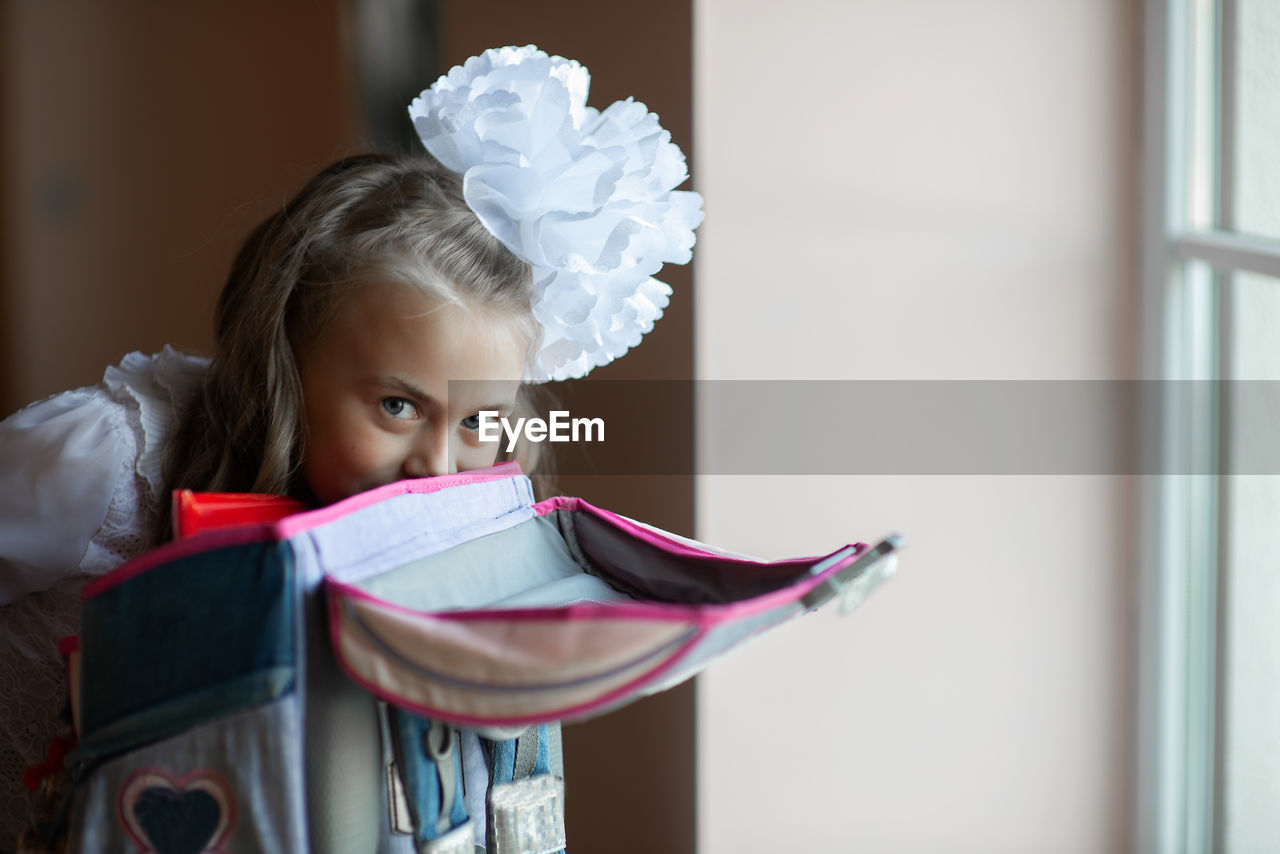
(58, 463, 900, 853)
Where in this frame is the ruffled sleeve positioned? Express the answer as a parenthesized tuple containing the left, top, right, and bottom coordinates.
(100, 347, 208, 520)
(0, 387, 133, 605)
(0, 347, 209, 605)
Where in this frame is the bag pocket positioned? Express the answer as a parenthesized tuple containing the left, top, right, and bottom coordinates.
(66, 693, 307, 853)
(66, 537, 304, 853)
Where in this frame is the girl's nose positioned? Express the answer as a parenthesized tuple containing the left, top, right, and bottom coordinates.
(403, 428, 455, 478)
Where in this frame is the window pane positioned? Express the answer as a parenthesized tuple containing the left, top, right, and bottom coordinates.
(1221, 271, 1280, 852)
(1231, 0, 1280, 240)
(1188, 0, 1219, 230)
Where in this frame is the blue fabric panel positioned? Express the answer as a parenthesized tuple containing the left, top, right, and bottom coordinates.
(487, 737, 517, 787)
(534, 727, 564, 854)
(77, 540, 296, 751)
(68, 693, 308, 853)
(389, 712, 468, 844)
(534, 725, 552, 778)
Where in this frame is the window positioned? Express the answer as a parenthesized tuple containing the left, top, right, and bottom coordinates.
(1139, 1, 1280, 851)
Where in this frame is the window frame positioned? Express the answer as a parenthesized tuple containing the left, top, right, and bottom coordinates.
(1137, 1, 1278, 851)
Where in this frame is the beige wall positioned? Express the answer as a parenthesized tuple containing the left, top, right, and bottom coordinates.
(694, 1, 1138, 851)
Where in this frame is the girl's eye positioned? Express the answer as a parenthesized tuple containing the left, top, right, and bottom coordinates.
(381, 397, 418, 420)
(461, 414, 481, 431)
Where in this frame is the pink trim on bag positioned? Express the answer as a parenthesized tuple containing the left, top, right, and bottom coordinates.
(275, 462, 525, 538)
(118, 766, 238, 854)
(324, 537, 868, 629)
(534, 495, 817, 571)
(321, 539, 868, 724)
(328, 576, 701, 623)
(84, 463, 526, 599)
(82, 525, 277, 599)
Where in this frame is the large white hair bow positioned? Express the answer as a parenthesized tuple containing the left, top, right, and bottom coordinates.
(409, 45, 704, 382)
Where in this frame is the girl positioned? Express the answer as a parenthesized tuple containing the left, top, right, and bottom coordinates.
(1, 151, 538, 851)
(0, 45, 701, 851)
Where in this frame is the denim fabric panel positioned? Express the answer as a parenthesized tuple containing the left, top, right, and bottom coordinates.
(70, 667, 294, 768)
(78, 540, 296, 744)
(486, 737, 518, 786)
(533, 725, 553, 778)
(544, 723, 563, 778)
(459, 730, 490, 847)
(375, 703, 424, 854)
(67, 693, 307, 854)
(388, 711, 469, 845)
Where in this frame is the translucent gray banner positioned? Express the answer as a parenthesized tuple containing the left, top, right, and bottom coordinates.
(450, 380, 1278, 475)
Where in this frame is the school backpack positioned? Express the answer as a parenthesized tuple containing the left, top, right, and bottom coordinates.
(58, 463, 899, 853)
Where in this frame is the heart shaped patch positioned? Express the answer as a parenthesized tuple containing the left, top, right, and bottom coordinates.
(118, 768, 236, 854)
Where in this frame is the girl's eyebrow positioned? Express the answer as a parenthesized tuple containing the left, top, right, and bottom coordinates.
(370, 376, 514, 414)
(369, 375, 440, 409)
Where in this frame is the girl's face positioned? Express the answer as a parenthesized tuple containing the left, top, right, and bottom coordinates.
(296, 280, 529, 506)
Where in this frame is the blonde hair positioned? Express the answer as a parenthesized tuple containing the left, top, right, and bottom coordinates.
(165, 152, 544, 513)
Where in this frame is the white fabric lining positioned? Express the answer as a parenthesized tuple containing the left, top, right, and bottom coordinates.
(356, 514, 624, 612)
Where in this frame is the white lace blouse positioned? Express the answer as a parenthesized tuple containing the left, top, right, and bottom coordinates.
(0, 347, 208, 845)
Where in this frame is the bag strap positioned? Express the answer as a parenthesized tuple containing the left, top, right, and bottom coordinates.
(387, 710, 474, 853)
(483, 725, 565, 854)
(387, 712, 566, 853)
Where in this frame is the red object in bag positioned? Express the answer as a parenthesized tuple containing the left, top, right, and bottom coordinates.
(172, 490, 306, 539)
